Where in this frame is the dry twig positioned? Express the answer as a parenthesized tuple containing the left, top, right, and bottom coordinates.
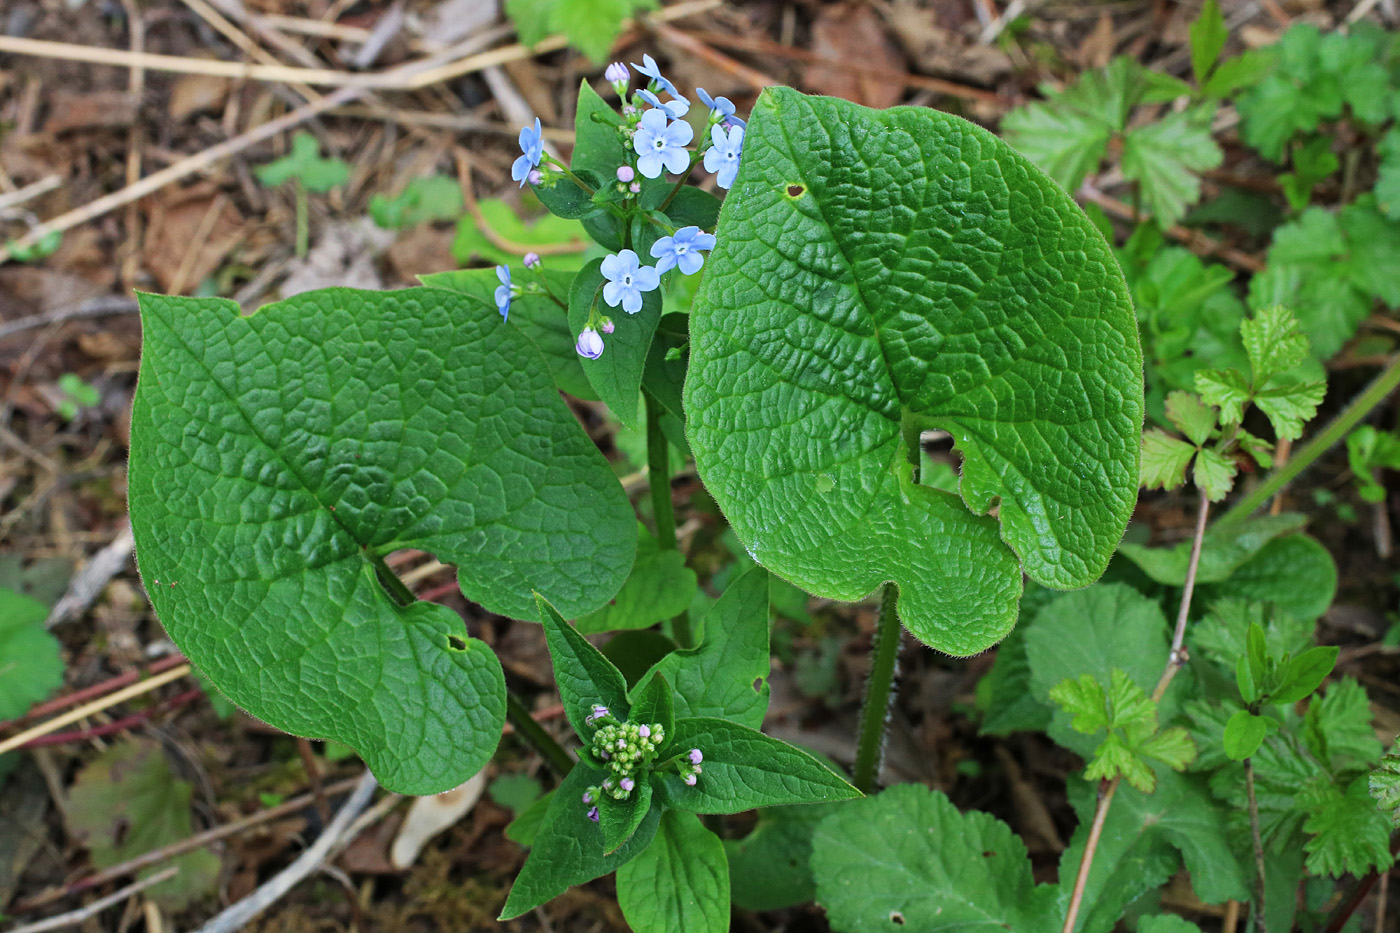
(5, 868, 179, 933)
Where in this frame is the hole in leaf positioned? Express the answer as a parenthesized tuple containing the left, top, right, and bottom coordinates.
(889, 912, 906, 925)
(752, 677, 763, 693)
(447, 634, 467, 651)
(786, 184, 805, 197)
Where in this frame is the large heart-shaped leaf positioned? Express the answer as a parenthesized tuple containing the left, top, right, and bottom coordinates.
(686, 87, 1142, 654)
(129, 288, 636, 794)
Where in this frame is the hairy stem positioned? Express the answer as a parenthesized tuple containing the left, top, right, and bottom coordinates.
(1218, 352, 1400, 527)
(1246, 757, 1269, 933)
(852, 583, 901, 793)
(1061, 777, 1121, 933)
(1153, 490, 1210, 703)
(506, 691, 574, 778)
(645, 391, 692, 648)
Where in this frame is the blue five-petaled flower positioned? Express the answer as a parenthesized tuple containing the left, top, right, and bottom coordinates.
(695, 87, 744, 128)
(704, 123, 744, 189)
(651, 225, 716, 275)
(511, 118, 543, 187)
(494, 265, 512, 319)
(634, 109, 693, 179)
(637, 87, 691, 120)
(630, 53, 679, 98)
(601, 249, 660, 314)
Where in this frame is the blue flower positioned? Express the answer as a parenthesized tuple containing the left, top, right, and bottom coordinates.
(703, 123, 743, 189)
(601, 249, 661, 314)
(695, 87, 734, 119)
(494, 265, 512, 319)
(633, 108, 693, 178)
(511, 118, 543, 187)
(637, 87, 691, 120)
(630, 53, 679, 98)
(575, 327, 604, 359)
(650, 225, 716, 275)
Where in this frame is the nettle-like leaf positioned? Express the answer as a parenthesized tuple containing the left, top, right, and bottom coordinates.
(1300, 776, 1396, 876)
(1372, 737, 1400, 827)
(811, 784, 1059, 932)
(617, 810, 729, 933)
(129, 289, 637, 794)
(687, 87, 1142, 656)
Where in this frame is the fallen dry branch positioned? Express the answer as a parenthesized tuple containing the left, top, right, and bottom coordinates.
(5, 868, 180, 933)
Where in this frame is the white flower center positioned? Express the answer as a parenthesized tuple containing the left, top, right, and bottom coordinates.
(675, 244, 688, 254)
(653, 138, 666, 150)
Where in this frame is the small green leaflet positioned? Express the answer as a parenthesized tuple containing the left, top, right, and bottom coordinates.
(253, 132, 348, 192)
(505, 0, 657, 63)
(0, 588, 63, 720)
(688, 87, 1142, 655)
(1372, 737, 1400, 827)
(1300, 776, 1397, 876)
(1346, 426, 1400, 503)
(1189, 0, 1227, 85)
(617, 810, 729, 933)
(369, 175, 463, 229)
(129, 288, 637, 794)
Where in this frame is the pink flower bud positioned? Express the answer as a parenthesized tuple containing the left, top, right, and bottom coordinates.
(629, 181, 641, 194)
(601, 318, 616, 334)
(527, 169, 542, 185)
(523, 252, 541, 269)
(683, 773, 697, 786)
(617, 165, 636, 183)
(688, 748, 703, 764)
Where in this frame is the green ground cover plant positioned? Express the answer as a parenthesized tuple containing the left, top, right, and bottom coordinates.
(97, 22, 1400, 931)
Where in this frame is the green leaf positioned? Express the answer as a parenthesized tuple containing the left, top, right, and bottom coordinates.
(1300, 775, 1396, 876)
(1271, 645, 1338, 703)
(535, 169, 606, 220)
(1140, 915, 1204, 933)
(1140, 429, 1196, 491)
(1050, 674, 1109, 734)
(1190, 599, 1314, 672)
(724, 803, 837, 910)
(628, 670, 675, 739)
(687, 87, 1142, 655)
(1165, 391, 1216, 446)
(1254, 381, 1325, 442)
(1118, 513, 1307, 586)
(1371, 736, 1400, 827)
(499, 764, 661, 919)
(65, 740, 220, 909)
(1193, 446, 1238, 501)
(1194, 368, 1250, 425)
(368, 175, 463, 229)
(1242, 305, 1311, 384)
(547, 0, 656, 62)
(1236, 653, 1259, 704)
(1090, 732, 1157, 793)
(1105, 667, 1158, 733)
(450, 198, 587, 269)
(1139, 727, 1197, 771)
(571, 80, 629, 180)
(812, 784, 1058, 933)
(1223, 710, 1269, 760)
(503, 0, 551, 47)
(1120, 107, 1222, 227)
(1189, 0, 1227, 84)
(0, 588, 63, 719)
(1349, 426, 1400, 503)
(618, 810, 729, 933)
(599, 774, 653, 854)
(1304, 677, 1382, 775)
(654, 717, 861, 814)
(976, 623, 1053, 736)
(569, 257, 662, 429)
(253, 132, 349, 192)
(489, 773, 543, 815)
(536, 593, 630, 739)
(1201, 532, 1337, 622)
(577, 524, 697, 634)
(129, 288, 636, 793)
(505, 789, 553, 846)
(999, 101, 1111, 194)
(1279, 135, 1339, 211)
(418, 266, 596, 399)
(1376, 126, 1400, 218)
(643, 565, 771, 729)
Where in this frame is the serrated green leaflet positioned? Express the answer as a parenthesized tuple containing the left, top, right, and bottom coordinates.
(499, 764, 661, 919)
(1372, 737, 1400, 827)
(687, 87, 1142, 655)
(618, 810, 729, 933)
(129, 288, 636, 793)
(654, 717, 861, 814)
(812, 784, 1058, 932)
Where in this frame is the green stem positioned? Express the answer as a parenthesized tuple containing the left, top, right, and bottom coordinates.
(506, 690, 574, 777)
(645, 391, 692, 648)
(294, 180, 308, 259)
(546, 156, 596, 196)
(852, 583, 901, 793)
(656, 157, 700, 212)
(1218, 352, 1400, 526)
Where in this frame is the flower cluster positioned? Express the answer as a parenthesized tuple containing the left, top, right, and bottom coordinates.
(504, 55, 745, 362)
(582, 704, 666, 819)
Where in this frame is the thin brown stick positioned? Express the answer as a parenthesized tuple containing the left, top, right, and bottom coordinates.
(1246, 757, 1269, 933)
(20, 688, 203, 748)
(1153, 491, 1210, 703)
(0, 665, 192, 756)
(0, 296, 140, 341)
(651, 22, 778, 90)
(0, 174, 62, 212)
(1061, 777, 1121, 933)
(6, 868, 179, 933)
(11, 777, 365, 914)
